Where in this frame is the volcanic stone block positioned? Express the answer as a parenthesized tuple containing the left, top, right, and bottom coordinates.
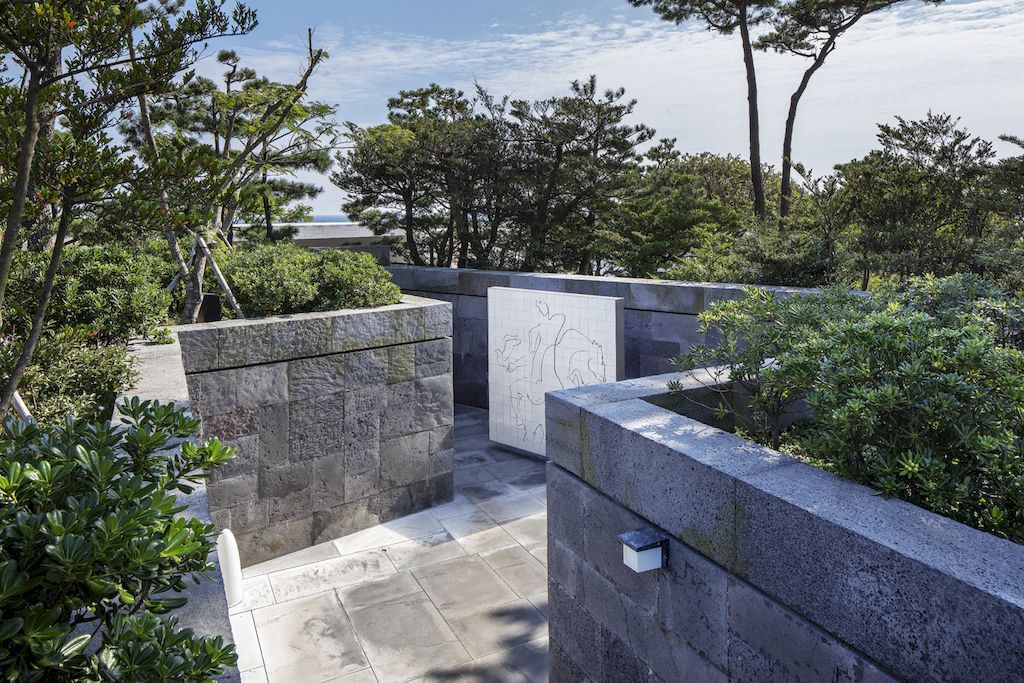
(342, 347, 387, 386)
(259, 461, 313, 499)
(177, 325, 221, 373)
(655, 539, 730, 669)
(208, 434, 259, 481)
(256, 403, 290, 466)
(546, 464, 587, 556)
(380, 432, 430, 489)
(187, 370, 237, 416)
(288, 355, 345, 400)
(415, 374, 454, 429)
(201, 406, 260, 441)
(546, 369, 1024, 682)
(415, 337, 453, 378)
(726, 576, 895, 683)
(386, 344, 415, 384)
(237, 515, 315, 565)
(288, 394, 346, 459)
(428, 448, 454, 478)
(207, 473, 257, 510)
(235, 362, 288, 408)
(428, 424, 454, 453)
(344, 410, 381, 452)
(310, 454, 347, 509)
(344, 385, 386, 415)
(344, 465, 379, 504)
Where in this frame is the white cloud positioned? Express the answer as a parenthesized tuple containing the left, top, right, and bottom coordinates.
(220, 0, 1024, 214)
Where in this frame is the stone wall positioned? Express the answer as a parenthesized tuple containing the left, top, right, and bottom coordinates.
(119, 337, 239, 682)
(387, 265, 814, 408)
(175, 295, 454, 565)
(545, 372, 1024, 682)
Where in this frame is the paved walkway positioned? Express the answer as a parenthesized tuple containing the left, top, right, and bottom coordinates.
(229, 405, 550, 683)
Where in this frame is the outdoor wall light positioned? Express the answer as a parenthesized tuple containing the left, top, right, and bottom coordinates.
(618, 527, 670, 573)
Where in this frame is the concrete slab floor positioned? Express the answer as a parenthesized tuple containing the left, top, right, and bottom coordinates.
(230, 404, 550, 683)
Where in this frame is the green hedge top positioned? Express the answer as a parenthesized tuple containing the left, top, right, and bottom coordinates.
(221, 242, 402, 318)
(672, 274, 1024, 544)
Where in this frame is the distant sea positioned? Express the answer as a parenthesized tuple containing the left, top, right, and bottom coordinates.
(312, 214, 349, 223)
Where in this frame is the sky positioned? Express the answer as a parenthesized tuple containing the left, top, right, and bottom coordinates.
(201, 0, 1024, 216)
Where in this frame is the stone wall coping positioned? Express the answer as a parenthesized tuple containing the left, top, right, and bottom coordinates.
(117, 334, 239, 681)
(172, 294, 453, 373)
(547, 371, 1024, 681)
(169, 293, 447, 334)
(388, 265, 818, 315)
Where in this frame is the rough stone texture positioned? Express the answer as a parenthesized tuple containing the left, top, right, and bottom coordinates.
(175, 295, 454, 565)
(119, 337, 240, 682)
(388, 265, 815, 408)
(546, 372, 1024, 683)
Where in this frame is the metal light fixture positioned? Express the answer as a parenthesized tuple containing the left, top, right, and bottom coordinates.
(618, 527, 670, 573)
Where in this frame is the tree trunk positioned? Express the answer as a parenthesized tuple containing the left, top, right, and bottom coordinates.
(262, 159, 274, 239)
(197, 234, 244, 318)
(402, 194, 426, 266)
(738, 8, 766, 221)
(0, 67, 44, 323)
(181, 251, 208, 323)
(780, 37, 835, 222)
(26, 54, 62, 252)
(0, 191, 74, 416)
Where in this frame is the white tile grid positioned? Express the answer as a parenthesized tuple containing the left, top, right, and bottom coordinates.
(487, 287, 621, 456)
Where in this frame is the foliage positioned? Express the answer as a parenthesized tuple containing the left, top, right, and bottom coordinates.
(596, 146, 749, 276)
(123, 49, 338, 244)
(0, 399, 237, 681)
(0, 0, 259, 415)
(0, 330, 136, 427)
(221, 242, 401, 317)
(799, 310, 1024, 541)
(335, 78, 653, 273)
(672, 276, 1024, 542)
(5, 246, 170, 344)
(837, 113, 1007, 285)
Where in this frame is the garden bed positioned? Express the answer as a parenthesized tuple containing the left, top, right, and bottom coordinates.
(545, 370, 1024, 682)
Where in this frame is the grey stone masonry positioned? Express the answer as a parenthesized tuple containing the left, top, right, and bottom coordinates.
(174, 295, 455, 566)
(545, 371, 1024, 683)
(387, 265, 816, 408)
(118, 336, 239, 682)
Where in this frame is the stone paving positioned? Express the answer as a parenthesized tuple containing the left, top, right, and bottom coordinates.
(229, 404, 549, 683)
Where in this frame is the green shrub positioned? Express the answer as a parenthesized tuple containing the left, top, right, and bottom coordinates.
(0, 399, 237, 681)
(799, 310, 1024, 540)
(222, 242, 401, 317)
(673, 275, 1024, 543)
(0, 330, 136, 427)
(5, 246, 171, 343)
(891, 273, 1024, 349)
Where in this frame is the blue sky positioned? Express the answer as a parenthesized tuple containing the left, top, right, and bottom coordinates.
(202, 0, 1024, 215)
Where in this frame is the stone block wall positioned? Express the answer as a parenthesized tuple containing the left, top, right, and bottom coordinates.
(545, 372, 1024, 682)
(387, 265, 814, 408)
(175, 295, 454, 565)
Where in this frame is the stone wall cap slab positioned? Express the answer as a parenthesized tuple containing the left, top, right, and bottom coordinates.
(571, 383, 1024, 610)
(547, 370, 710, 410)
(387, 265, 823, 316)
(171, 294, 447, 334)
(173, 295, 452, 372)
